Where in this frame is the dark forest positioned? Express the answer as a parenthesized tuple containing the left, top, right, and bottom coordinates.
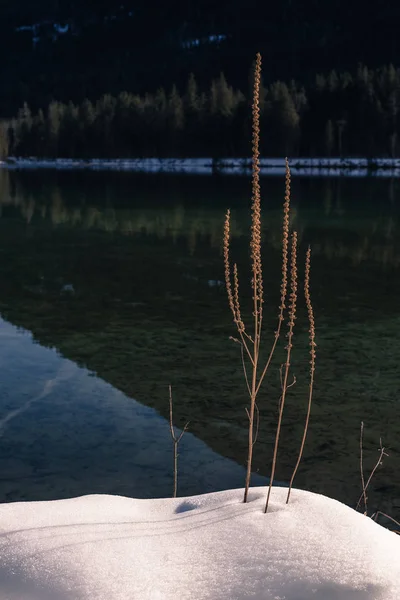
(1, 1, 400, 158)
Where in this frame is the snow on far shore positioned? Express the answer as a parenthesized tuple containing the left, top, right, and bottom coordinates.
(2, 156, 400, 177)
(0, 486, 399, 600)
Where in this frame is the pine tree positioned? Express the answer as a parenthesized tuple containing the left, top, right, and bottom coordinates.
(210, 73, 235, 116)
(328, 70, 339, 92)
(94, 94, 116, 156)
(184, 73, 199, 112)
(16, 102, 33, 155)
(267, 81, 300, 155)
(315, 74, 326, 92)
(30, 109, 46, 156)
(79, 99, 96, 156)
(325, 119, 334, 156)
(166, 85, 184, 156)
(0, 122, 9, 159)
(60, 102, 79, 157)
(289, 81, 308, 115)
(153, 88, 168, 155)
(336, 118, 347, 157)
(47, 101, 64, 157)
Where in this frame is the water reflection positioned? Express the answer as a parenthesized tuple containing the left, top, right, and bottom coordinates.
(0, 318, 268, 503)
(0, 168, 399, 520)
(1, 169, 400, 267)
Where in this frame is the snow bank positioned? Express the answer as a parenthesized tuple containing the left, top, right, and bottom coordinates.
(2, 157, 400, 177)
(0, 486, 398, 599)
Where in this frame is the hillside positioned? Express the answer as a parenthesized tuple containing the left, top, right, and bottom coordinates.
(1, 0, 400, 115)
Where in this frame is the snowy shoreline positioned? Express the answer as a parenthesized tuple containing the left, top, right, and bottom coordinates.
(2, 156, 400, 177)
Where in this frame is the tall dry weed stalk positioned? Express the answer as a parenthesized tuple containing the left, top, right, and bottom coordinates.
(224, 53, 316, 506)
(223, 53, 265, 503)
(286, 247, 316, 504)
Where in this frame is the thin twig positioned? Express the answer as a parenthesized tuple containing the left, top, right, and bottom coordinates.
(239, 330, 255, 367)
(371, 510, 400, 534)
(355, 434, 389, 513)
(359, 421, 367, 513)
(240, 342, 252, 397)
(265, 231, 298, 513)
(286, 246, 316, 504)
(278, 374, 296, 413)
(230, 336, 252, 397)
(168, 385, 189, 498)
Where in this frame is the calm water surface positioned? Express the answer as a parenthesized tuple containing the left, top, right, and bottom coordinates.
(0, 168, 399, 521)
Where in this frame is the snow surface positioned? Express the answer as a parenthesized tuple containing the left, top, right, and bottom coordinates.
(2, 157, 400, 177)
(0, 486, 399, 600)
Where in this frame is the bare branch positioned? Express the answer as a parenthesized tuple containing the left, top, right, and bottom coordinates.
(356, 432, 389, 513)
(371, 511, 400, 534)
(177, 422, 190, 444)
(240, 341, 252, 397)
(359, 421, 367, 514)
(230, 335, 255, 380)
(168, 384, 175, 441)
(168, 385, 189, 498)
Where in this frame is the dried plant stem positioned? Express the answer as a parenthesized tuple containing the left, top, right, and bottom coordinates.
(255, 158, 291, 397)
(359, 421, 367, 513)
(265, 231, 298, 513)
(286, 246, 316, 504)
(242, 52, 263, 504)
(223, 55, 298, 506)
(168, 385, 189, 498)
(224, 211, 253, 364)
(356, 431, 389, 513)
(372, 511, 400, 534)
(239, 338, 251, 396)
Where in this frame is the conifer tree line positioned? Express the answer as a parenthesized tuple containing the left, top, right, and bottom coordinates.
(1, 64, 400, 160)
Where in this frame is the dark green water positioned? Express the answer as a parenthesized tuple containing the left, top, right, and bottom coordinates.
(0, 168, 399, 523)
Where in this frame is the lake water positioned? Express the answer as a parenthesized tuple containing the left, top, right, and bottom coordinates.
(0, 168, 399, 522)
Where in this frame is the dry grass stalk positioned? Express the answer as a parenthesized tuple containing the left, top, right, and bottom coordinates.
(233, 263, 245, 333)
(286, 246, 316, 504)
(223, 53, 295, 504)
(224, 55, 315, 507)
(224, 210, 236, 322)
(223, 53, 263, 503)
(255, 159, 291, 397)
(168, 385, 189, 498)
(265, 231, 298, 513)
(250, 51, 263, 352)
(243, 51, 263, 503)
(224, 211, 247, 339)
(356, 424, 389, 514)
(359, 421, 367, 512)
